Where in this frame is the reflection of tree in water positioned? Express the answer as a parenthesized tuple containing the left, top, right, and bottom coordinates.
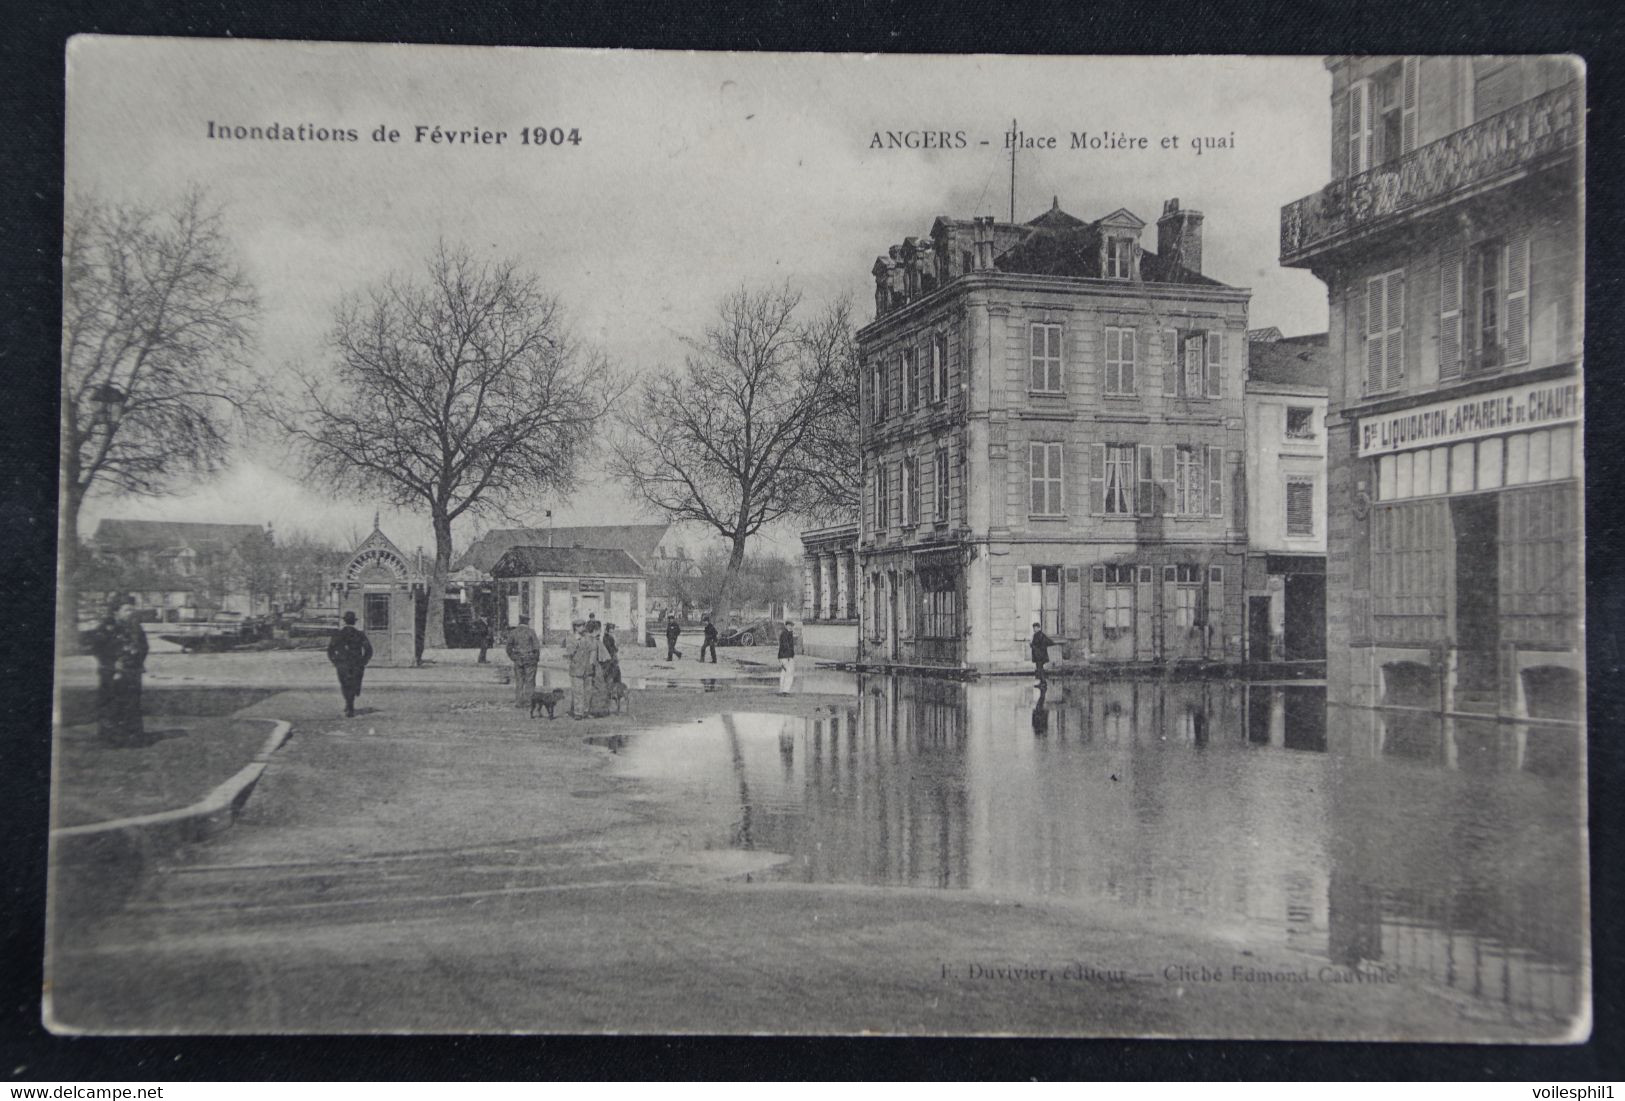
(721, 713, 753, 850)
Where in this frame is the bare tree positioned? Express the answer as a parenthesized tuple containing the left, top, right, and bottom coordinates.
(58, 188, 259, 650)
(610, 284, 846, 619)
(787, 296, 862, 522)
(279, 243, 609, 650)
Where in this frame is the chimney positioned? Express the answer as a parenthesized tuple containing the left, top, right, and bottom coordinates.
(1157, 198, 1204, 277)
(972, 216, 996, 271)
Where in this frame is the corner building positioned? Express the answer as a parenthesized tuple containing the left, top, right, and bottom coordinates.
(1280, 57, 1583, 717)
(857, 198, 1249, 672)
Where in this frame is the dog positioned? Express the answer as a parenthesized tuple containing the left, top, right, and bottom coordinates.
(607, 680, 630, 714)
(529, 688, 567, 719)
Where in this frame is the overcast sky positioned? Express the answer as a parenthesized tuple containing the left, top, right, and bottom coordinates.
(66, 39, 1331, 558)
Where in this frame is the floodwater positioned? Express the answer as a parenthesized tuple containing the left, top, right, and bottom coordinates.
(601, 675, 1587, 1029)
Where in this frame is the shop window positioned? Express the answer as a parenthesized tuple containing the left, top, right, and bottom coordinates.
(918, 565, 959, 639)
(1031, 565, 1062, 635)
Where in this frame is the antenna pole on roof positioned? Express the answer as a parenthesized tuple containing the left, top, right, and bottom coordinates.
(1009, 118, 1017, 224)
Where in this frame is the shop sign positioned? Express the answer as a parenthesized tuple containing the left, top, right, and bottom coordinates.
(578, 578, 606, 592)
(1358, 379, 1581, 457)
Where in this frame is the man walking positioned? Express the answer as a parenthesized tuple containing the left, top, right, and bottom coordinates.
(664, 614, 683, 661)
(1030, 621, 1054, 687)
(567, 619, 595, 719)
(777, 620, 797, 695)
(327, 610, 374, 718)
(699, 614, 718, 664)
(474, 615, 493, 664)
(505, 613, 541, 708)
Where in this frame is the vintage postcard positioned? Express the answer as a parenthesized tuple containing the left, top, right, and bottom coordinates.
(48, 38, 1587, 1040)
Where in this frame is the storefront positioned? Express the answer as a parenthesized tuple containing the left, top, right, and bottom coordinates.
(1354, 377, 1582, 717)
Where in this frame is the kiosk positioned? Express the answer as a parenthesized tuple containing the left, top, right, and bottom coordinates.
(331, 521, 427, 667)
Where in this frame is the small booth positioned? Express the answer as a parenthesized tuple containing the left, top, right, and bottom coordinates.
(331, 522, 427, 667)
(489, 545, 646, 646)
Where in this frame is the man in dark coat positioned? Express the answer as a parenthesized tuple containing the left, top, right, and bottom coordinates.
(474, 615, 493, 664)
(505, 613, 541, 708)
(1030, 622, 1054, 686)
(88, 596, 148, 744)
(327, 610, 374, 718)
(699, 615, 718, 664)
(664, 614, 683, 661)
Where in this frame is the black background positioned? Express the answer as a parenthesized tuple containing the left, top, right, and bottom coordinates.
(3, 0, 1621, 1082)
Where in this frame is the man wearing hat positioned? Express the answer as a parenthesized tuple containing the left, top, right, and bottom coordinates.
(327, 610, 374, 718)
(566, 618, 596, 718)
(504, 612, 542, 708)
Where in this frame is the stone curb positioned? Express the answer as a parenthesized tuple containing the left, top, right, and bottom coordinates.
(50, 720, 293, 912)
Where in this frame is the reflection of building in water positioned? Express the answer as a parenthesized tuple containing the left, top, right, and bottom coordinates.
(1323, 707, 1584, 1027)
(1280, 57, 1583, 719)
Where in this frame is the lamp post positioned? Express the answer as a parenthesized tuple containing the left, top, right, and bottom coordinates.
(90, 381, 128, 431)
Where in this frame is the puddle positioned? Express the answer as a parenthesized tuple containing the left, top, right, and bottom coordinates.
(595, 677, 1586, 1028)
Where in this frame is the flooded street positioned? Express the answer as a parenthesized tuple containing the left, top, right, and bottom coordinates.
(601, 674, 1587, 1030)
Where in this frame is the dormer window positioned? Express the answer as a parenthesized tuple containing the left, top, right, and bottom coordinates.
(1106, 236, 1133, 279)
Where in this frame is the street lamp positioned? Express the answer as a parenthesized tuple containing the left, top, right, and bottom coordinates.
(90, 382, 128, 429)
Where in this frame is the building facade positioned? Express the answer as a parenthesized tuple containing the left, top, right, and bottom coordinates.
(1280, 56, 1583, 718)
(857, 198, 1250, 672)
(488, 545, 647, 646)
(1243, 333, 1331, 663)
(87, 519, 275, 622)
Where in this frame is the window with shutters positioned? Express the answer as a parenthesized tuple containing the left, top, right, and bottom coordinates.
(1347, 78, 1373, 176)
(934, 445, 950, 524)
(1286, 479, 1315, 536)
(1105, 326, 1136, 395)
(871, 363, 884, 422)
(1173, 446, 1203, 516)
(1172, 564, 1207, 629)
(1102, 444, 1134, 514)
(1466, 234, 1531, 372)
(1101, 565, 1134, 638)
(1030, 323, 1063, 393)
(1029, 442, 1064, 516)
(931, 332, 948, 403)
(901, 349, 914, 411)
(902, 455, 919, 526)
(1364, 269, 1405, 394)
(873, 463, 889, 532)
(1031, 565, 1062, 634)
(1168, 329, 1224, 399)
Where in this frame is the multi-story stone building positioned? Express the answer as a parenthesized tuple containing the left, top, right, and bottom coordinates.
(1243, 332, 1331, 664)
(857, 197, 1250, 671)
(1279, 56, 1583, 718)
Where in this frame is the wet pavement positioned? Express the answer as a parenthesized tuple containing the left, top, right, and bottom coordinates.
(597, 675, 1588, 1031)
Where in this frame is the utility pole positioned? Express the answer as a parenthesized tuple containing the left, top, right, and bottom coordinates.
(1010, 118, 1017, 223)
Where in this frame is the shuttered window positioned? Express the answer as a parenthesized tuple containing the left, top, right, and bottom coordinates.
(1365, 269, 1405, 394)
(1104, 326, 1136, 395)
(1103, 444, 1134, 514)
(1029, 442, 1064, 516)
(1439, 241, 1464, 380)
(1030, 323, 1063, 393)
(1286, 479, 1315, 536)
(1348, 78, 1373, 175)
(931, 332, 948, 403)
(1207, 445, 1224, 517)
(934, 445, 950, 522)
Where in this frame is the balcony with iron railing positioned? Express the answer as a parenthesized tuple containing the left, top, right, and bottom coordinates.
(1280, 82, 1581, 266)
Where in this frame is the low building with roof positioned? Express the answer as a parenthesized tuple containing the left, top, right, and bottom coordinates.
(87, 518, 275, 621)
(1244, 331, 1331, 664)
(488, 545, 647, 646)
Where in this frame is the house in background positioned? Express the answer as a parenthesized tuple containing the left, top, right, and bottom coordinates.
(858, 196, 1250, 672)
(1280, 56, 1582, 719)
(86, 519, 275, 621)
(452, 523, 683, 625)
(488, 545, 647, 645)
(1244, 331, 1331, 664)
